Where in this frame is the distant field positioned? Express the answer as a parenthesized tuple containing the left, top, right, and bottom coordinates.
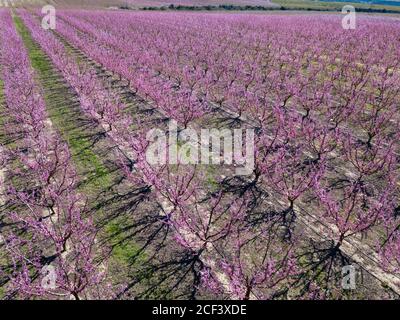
(50, 0, 400, 12)
(272, 0, 400, 11)
(49, 0, 277, 8)
(1, 0, 399, 11)
(320, 0, 400, 5)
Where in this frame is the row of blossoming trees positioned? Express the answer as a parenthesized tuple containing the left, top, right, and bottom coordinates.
(0, 8, 400, 299)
